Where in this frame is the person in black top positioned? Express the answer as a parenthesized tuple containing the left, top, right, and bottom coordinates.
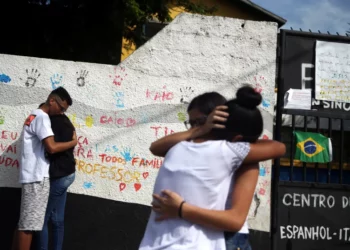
(36, 103, 76, 250)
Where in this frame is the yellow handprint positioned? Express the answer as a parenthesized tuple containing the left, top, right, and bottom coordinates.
(85, 115, 94, 128)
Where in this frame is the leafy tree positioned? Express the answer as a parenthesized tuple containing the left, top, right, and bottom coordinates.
(122, 0, 217, 48)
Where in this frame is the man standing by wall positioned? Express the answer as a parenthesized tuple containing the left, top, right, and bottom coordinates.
(13, 87, 77, 250)
(37, 102, 77, 250)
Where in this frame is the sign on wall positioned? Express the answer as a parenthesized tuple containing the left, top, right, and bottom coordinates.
(277, 183, 350, 250)
(315, 41, 350, 103)
(280, 32, 350, 130)
(0, 13, 278, 232)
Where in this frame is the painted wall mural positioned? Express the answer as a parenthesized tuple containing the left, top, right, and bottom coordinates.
(0, 13, 278, 232)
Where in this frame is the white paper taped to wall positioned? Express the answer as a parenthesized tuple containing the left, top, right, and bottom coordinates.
(284, 88, 312, 110)
(315, 41, 350, 103)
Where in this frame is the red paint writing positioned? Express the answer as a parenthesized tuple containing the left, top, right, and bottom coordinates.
(78, 136, 89, 148)
(0, 156, 19, 168)
(131, 157, 163, 169)
(74, 147, 93, 159)
(1, 131, 18, 140)
(151, 126, 175, 137)
(146, 86, 174, 102)
(100, 115, 136, 127)
(0, 144, 17, 154)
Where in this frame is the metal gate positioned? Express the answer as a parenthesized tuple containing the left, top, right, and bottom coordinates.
(272, 30, 350, 250)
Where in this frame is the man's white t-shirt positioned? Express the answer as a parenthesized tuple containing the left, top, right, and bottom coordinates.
(20, 109, 54, 183)
(139, 140, 250, 250)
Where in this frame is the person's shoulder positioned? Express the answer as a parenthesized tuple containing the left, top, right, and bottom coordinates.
(50, 114, 65, 121)
(224, 141, 250, 159)
(28, 109, 49, 122)
(32, 108, 48, 117)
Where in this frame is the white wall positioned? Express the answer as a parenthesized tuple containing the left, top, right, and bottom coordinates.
(0, 13, 277, 232)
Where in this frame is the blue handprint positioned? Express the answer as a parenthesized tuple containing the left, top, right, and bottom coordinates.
(262, 99, 270, 108)
(120, 147, 135, 162)
(51, 73, 63, 90)
(83, 182, 93, 189)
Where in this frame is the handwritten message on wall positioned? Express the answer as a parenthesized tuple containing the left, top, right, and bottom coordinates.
(315, 41, 350, 103)
(0, 13, 278, 232)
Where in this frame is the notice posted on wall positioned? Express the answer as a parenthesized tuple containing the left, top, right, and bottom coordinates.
(315, 41, 350, 103)
(284, 88, 312, 110)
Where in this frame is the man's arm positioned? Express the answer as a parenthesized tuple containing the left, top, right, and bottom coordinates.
(34, 114, 77, 154)
(43, 132, 77, 154)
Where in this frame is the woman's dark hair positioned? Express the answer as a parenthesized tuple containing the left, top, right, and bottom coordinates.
(187, 92, 227, 115)
(215, 85, 263, 143)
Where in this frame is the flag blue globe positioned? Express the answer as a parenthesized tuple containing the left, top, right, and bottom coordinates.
(304, 140, 317, 154)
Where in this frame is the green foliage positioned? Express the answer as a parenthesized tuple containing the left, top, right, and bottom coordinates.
(122, 0, 217, 48)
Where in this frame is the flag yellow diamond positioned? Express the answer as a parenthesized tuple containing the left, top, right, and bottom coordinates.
(297, 137, 324, 158)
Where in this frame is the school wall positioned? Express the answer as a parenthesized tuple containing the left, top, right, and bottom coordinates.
(0, 13, 277, 249)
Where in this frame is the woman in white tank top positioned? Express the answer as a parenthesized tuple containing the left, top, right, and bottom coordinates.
(139, 86, 285, 250)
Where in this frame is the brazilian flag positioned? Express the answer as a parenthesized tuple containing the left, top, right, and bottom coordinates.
(294, 131, 332, 163)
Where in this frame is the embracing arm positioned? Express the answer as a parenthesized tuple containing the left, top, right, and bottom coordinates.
(243, 140, 286, 164)
(150, 106, 228, 157)
(43, 131, 77, 154)
(150, 128, 199, 157)
(153, 163, 259, 232)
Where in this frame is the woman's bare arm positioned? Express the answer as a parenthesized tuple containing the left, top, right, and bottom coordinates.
(243, 140, 286, 164)
(152, 163, 259, 232)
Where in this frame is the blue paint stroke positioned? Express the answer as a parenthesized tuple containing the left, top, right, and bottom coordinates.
(262, 99, 270, 108)
(0, 74, 11, 83)
(141, 113, 149, 124)
(105, 145, 119, 153)
(114, 92, 125, 108)
(83, 182, 93, 189)
(120, 147, 135, 162)
(259, 167, 266, 176)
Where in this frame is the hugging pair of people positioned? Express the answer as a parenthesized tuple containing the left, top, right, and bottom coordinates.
(13, 87, 76, 250)
(139, 86, 286, 250)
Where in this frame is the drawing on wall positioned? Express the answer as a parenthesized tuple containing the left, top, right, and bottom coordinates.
(76, 70, 89, 87)
(0, 74, 11, 84)
(177, 112, 186, 122)
(21, 68, 41, 87)
(253, 192, 261, 217)
(253, 75, 272, 109)
(83, 182, 94, 189)
(120, 148, 135, 162)
(85, 115, 94, 128)
(180, 87, 194, 104)
(109, 66, 127, 86)
(114, 92, 125, 108)
(50, 73, 63, 90)
(0, 108, 5, 125)
(0, 13, 277, 233)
